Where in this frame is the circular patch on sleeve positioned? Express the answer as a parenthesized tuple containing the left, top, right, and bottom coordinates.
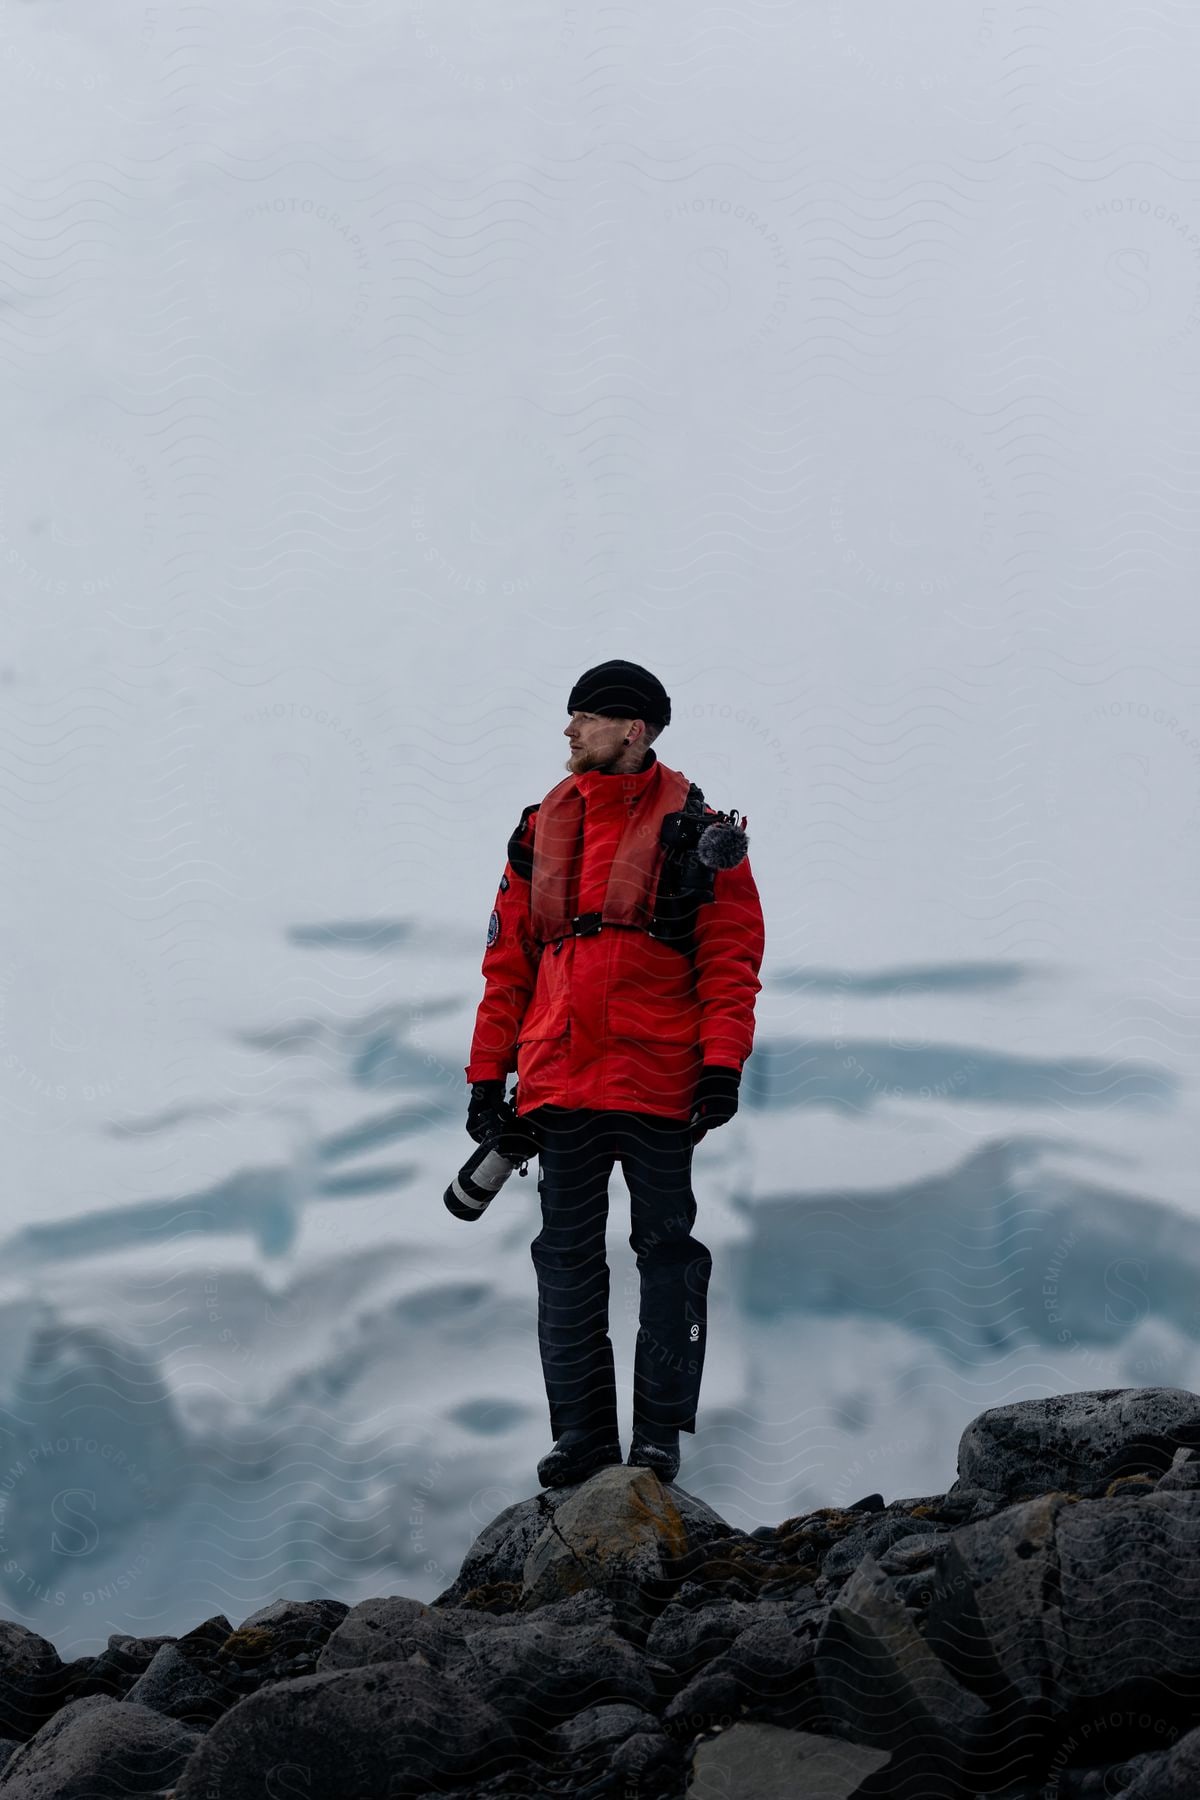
(499, 873, 509, 892)
(487, 909, 500, 947)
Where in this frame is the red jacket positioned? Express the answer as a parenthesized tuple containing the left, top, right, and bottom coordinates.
(465, 750, 765, 1120)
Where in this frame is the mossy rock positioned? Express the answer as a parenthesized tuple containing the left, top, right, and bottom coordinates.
(458, 1581, 524, 1615)
(1104, 1472, 1157, 1498)
(217, 1626, 277, 1663)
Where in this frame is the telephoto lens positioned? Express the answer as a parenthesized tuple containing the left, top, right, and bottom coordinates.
(444, 1115, 539, 1223)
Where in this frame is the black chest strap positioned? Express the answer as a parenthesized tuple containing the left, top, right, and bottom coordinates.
(506, 782, 719, 958)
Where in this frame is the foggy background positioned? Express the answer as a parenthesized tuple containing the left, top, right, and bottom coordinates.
(1, 0, 1198, 1654)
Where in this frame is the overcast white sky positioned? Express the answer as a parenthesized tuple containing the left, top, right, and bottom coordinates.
(0, 0, 1197, 1203)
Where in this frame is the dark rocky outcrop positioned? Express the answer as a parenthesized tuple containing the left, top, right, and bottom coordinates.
(0, 1387, 1199, 1798)
(58, 1635, 178, 1707)
(951, 1388, 1200, 1500)
(0, 1623, 67, 1743)
(0, 1695, 200, 1798)
(171, 1661, 516, 1800)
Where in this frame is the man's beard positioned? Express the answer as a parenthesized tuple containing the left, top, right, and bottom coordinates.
(567, 744, 616, 772)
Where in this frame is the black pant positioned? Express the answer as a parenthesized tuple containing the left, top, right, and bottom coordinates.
(528, 1106, 713, 1439)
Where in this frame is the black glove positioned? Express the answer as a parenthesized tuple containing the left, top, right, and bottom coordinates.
(690, 1065, 741, 1143)
(466, 1079, 512, 1145)
(497, 1110, 541, 1165)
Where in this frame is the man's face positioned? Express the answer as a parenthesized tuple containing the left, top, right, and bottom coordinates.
(564, 710, 636, 773)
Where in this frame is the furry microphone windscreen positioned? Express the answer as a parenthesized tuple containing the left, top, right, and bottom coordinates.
(696, 820, 749, 870)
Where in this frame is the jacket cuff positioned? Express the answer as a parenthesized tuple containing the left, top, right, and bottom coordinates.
(700, 1045, 746, 1073)
(465, 1059, 515, 1084)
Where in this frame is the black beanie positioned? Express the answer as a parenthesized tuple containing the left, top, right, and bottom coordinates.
(567, 660, 671, 730)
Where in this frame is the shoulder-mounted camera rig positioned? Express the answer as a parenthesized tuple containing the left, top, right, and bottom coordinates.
(505, 780, 750, 961)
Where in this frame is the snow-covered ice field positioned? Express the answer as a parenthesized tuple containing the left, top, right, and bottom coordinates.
(0, 0, 1197, 1653)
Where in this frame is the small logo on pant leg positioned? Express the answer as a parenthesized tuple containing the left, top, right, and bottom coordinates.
(689, 1323, 700, 1341)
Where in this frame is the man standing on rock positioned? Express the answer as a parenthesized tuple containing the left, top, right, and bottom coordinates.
(464, 661, 765, 1490)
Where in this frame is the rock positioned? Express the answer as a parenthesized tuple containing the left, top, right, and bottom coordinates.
(891, 1491, 987, 1520)
(124, 1643, 239, 1729)
(661, 1578, 717, 1613)
(919, 1488, 1200, 1786)
(0, 1623, 65, 1742)
(718, 1614, 824, 1731)
(814, 1552, 990, 1792)
(890, 1486, 1002, 1523)
(610, 1724, 675, 1782)
(455, 1590, 653, 1750)
(1048, 1750, 1159, 1799)
(546, 1701, 659, 1760)
(54, 1660, 95, 1705)
(951, 1388, 1200, 1501)
(662, 1664, 743, 1736)
(172, 1661, 517, 1800)
(0, 1748, 15, 1778)
(228, 1598, 348, 1657)
(0, 1695, 199, 1798)
(520, 1465, 689, 1634)
(5, 1387, 1200, 1799)
(876, 1532, 951, 1577)
(643, 1596, 771, 1692)
(821, 1509, 948, 1587)
(688, 1720, 891, 1799)
(655, 1525, 818, 1606)
(110, 1606, 352, 1735)
(777, 1501, 947, 1601)
(432, 1495, 566, 1610)
(934, 1486, 1005, 1524)
(778, 1584, 830, 1630)
(645, 1482, 732, 1553)
(646, 1591, 826, 1731)
(922, 1493, 1069, 1710)
(61, 1637, 177, 1705)
(1055, 1492, 1200, 1702)
(177, 1616, 235, 1653)
(1121, 1723, 1200, 1798)
(421, 1775, 543, 1800)
(435, 1478, 730, 1614)
(1155, 1449, 1200, 1493)
(316, 1595, 499, 1674)
(889, 1568, 947, 1614)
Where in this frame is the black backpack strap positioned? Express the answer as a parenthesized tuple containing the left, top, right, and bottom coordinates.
(651, 783, 718, 958)
(506, 803, 539, 882)
(662, 781, 708, 849)
(658, 782, 707, 855)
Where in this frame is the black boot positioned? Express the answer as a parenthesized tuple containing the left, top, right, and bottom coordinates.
(537, 1427, 623, 1490)
(626, 1423, 681, 1484)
